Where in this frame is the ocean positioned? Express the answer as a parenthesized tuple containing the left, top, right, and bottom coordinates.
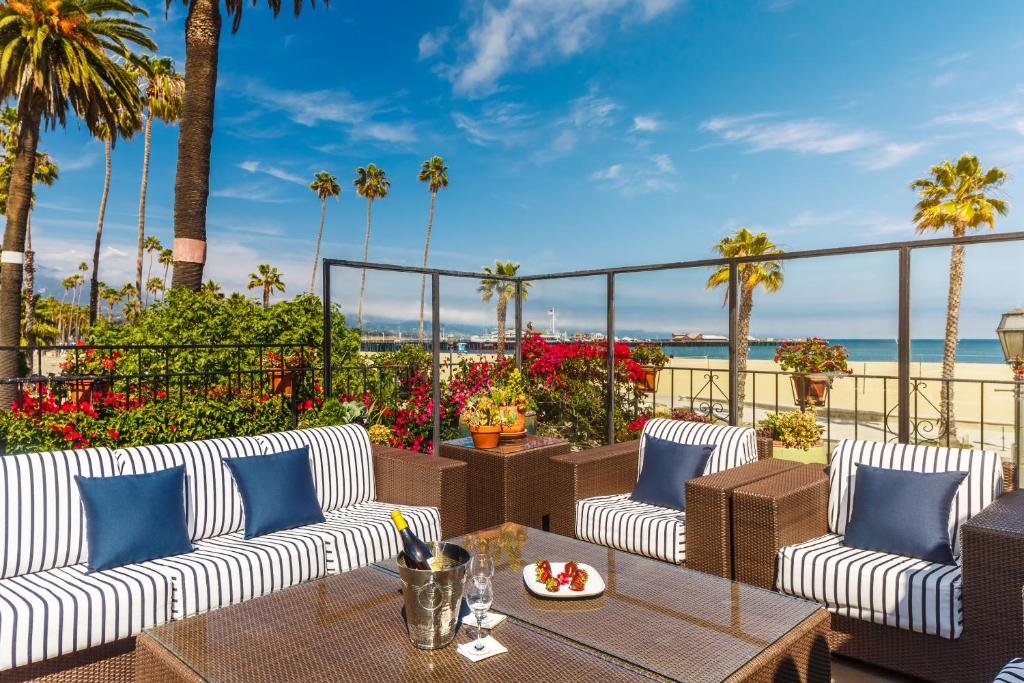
(662, 339, 1006, 364)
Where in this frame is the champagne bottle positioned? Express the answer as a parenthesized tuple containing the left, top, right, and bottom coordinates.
(391, 509, 436, 570)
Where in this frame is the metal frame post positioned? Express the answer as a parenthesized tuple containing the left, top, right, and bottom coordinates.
(431, 273, 442, 451)
(606, 273, 616, 445)
(727, 263, 739, 426)
(322, 261, 332, 399)
(898, 247, 911, 443)
(515, 280, 523, 369)
(1016, 381, 1023, 490)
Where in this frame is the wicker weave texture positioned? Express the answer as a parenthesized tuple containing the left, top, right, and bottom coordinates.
(0, 640, 135, 683)
(372, 445, 468, 538)
(548, 440, 639, 537)
(440, 437, 569, 533)
(731, 464, 829, 590)
(685, 459, 801, 578)
(138, 565, 666, 682)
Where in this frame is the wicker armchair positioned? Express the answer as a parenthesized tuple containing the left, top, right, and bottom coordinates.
(731, 450, 1022, 683)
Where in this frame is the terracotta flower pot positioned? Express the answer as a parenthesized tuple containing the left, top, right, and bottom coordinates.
(268, 369, 296, 397)
(789, 373, 830, 408)
(470, 425, 502, 449)
(499, 406, 526, 434)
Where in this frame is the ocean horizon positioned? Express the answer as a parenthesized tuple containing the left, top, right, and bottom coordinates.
(663, 339, 1006, 364)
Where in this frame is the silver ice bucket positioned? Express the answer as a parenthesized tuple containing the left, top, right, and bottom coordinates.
(397, 542, 471, 650)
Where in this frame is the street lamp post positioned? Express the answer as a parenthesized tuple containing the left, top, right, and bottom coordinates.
(996, 308, 1024, 490)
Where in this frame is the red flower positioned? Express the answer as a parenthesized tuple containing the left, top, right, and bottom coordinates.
(106, 429, 120, 440)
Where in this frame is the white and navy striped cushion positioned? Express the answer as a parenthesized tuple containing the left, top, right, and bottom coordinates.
(147, 527, 329, 619)
(115, 436, 268, 542)
(0, 562, 171, 672)
(258, 425, 375, 512)
(777, 533, 962, 639)
(828, 439, 1004, 557)
(995, 658, 1024, 682)
(0, 448, 118, 579)
(640, 419, 757, 478)
(575, 494, 685, 564)
(316, 501, 441, 573)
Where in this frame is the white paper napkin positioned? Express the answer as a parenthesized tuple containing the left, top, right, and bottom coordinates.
(457, 636, 508, 662)
(474, 612, 506, 630)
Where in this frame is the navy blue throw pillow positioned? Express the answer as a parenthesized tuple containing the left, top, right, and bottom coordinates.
(843, 464, 967, 565)
(630, 436, 716, 511)
(76, 465, 194, 573)
(223, 447, 326, 538)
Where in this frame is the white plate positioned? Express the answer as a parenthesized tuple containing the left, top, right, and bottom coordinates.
(521, 562, 605, 599)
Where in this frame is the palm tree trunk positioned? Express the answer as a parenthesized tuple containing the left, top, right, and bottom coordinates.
(171, 0, 221, 291)
(940, 240, 965, 442)
(310, 197, 326, 293)
(496, 295, 508, 357)
(135, 114, 153, 307)
(357, 198, 372, 329)
(418, 190, 436, 343)
(733, 286, 754, 424)
(145, 252, 154, 306)
(23, 216, 35, 348)
(0, 105, 42, 408)
(262, 284, 270, 310)
(89, 138, 112, 326)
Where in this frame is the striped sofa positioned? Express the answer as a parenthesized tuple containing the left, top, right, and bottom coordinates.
(0, 425, 466, 678)
(572, 419, 759, 564)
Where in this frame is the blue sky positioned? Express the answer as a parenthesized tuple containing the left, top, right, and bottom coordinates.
(26, 0, 1024, 338)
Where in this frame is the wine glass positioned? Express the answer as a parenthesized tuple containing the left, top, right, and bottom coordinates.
(464, 576, 493, 651)
(469, 549, 494, 580)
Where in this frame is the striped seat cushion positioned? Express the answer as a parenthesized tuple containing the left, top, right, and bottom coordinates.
(317, 501, 441, 573)
(640, 419, 758, 477)
(147, 528, 330, 619)
(995, 658, 1024, 682)
(776, 533, 962, 639)
(258, 426, 375, 512)
(828, 439, 1004, 557)
(1, 448, 119, 579)
(0, 563, 171, 672)
(575, 494, 685, 564)
(116, 436, 268, 542)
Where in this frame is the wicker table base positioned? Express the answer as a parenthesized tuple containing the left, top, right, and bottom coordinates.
(440, 436, 569, 532)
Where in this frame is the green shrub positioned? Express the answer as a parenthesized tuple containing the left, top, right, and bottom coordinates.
(757, 410, 824, 450)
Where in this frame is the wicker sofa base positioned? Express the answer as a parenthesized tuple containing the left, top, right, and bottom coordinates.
(0, 639, 134, 683)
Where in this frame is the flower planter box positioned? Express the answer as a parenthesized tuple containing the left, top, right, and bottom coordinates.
(771, 441, 828, 465)
(267, 369, 296, 398)
(789, 373, 830, 408)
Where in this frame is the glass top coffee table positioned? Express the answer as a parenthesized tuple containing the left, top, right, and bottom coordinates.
(138, 525, 828, 682)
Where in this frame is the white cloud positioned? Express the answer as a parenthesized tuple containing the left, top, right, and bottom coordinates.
(930, 102, 1024, 133)
(210, 184, 295, 203)
(438, 0, 681, 97)
(452, 101, 535, 146)
(589, 154, 678, 195)
(700, 114, 880, 155)
(237, 80, 416, 144)
(630, 115, 661, 132)
(418, 28, 450, 60)
(858, 142, 927, 170)
(238, 160, 306, 185)
(936, 51, 970, 67)
(567, 92, 620, 128)
(930, 72, 956, 88)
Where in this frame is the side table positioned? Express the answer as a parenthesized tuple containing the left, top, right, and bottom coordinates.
(439, 436, 569, 533)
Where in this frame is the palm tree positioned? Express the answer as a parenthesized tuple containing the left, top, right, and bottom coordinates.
(0, 0, 153, 405)
(59, 276, 75, 341)
(417, 156, 448, 343)
(118, 283, 138, 320)
(134, 56, 184, 305)
(146, 276, 164, 303)
(247, 264, 285, 309)
(170, 0, 322, 292)
(706, 228, 784, 423)
(911, 155, 1008, 440)
(144, 235, 162, 305)
(308, 171, 340, 293)
(89, 104, 141, 325)
(353, 164, 390, 329)
(201, 279, 224, 299)
(159, 248, 174, 290)
(478, 261, 530, 358)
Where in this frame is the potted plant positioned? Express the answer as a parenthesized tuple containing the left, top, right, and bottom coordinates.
(774, 337, 851, 408)
(496, 368, 531, 436)
(631, 344, 670, 392)
(757, 410, 826, 464)
(265, 348, 311, 398)
(462, 393, 510, 448)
